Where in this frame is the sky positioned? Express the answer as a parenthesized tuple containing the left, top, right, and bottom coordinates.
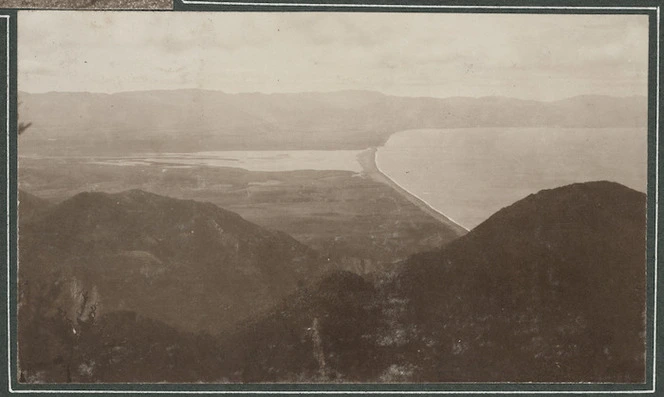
(18, 11, 649, 101)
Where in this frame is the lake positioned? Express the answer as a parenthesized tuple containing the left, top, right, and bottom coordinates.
(376, 128, 647, 230)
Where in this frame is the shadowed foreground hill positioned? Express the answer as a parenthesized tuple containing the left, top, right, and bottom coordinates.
(218, 271, 384, 383)
(395, 181, 646, 382)
(56, 310, 225, 383)
(19, 189, 325, 333)
(18, 189, 328, 381)
(218, 181, 646, 383)
(17, 182, 646, 383)
(20, 270, 382, 384)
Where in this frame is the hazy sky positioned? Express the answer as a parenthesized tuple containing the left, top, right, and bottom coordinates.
(18, 12, 648, 100)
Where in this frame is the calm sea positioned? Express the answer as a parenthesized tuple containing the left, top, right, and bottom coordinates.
(376, 128, 647, 230)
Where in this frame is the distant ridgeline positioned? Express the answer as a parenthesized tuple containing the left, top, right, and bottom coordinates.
(17, 181, 646, 383)
(18, 90, 646, 154)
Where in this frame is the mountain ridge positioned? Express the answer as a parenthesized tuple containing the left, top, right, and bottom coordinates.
(18, 90, 646, 155)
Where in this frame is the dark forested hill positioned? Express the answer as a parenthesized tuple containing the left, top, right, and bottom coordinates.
(217, 270, 385, 383)
(395, 181, 646, 382)
(214, 181, 646, 383)
(17, 182, 647, 383)
(18, 189, 326, 338)
(18, 90, 646, 155)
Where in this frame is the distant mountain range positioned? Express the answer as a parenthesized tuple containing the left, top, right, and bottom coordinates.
(18, 181, 646, 383)
(18, 90, 647, 154)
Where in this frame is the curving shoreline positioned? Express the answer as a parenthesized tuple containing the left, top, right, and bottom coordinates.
(357, 147, 469, 236)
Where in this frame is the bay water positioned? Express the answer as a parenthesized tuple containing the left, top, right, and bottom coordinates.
(375, 128, 647, 230)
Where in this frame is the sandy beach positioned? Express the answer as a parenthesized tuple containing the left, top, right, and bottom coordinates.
(357, 147, 469, 236)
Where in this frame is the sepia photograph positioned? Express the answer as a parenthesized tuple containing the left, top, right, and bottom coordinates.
(14, 10, 649, 385)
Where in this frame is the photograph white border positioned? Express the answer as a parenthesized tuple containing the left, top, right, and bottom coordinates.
(3, 4, 660, 393)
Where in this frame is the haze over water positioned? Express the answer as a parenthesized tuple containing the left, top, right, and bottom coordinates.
(376, 128, 647, 230)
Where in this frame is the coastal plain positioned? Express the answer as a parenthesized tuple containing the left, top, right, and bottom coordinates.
(19, 152, 462, 273)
